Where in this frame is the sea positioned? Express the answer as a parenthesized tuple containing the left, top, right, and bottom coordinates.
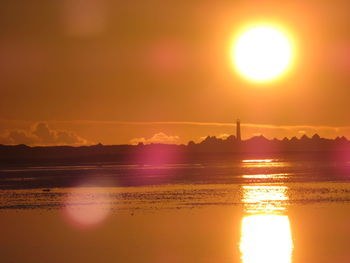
(0, 157, 349, 263)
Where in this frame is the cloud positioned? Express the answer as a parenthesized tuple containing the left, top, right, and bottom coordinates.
(32, 122, 57, 144)
(217, 133, 230, 139)
(130, 132, 180, 145)
(5, 130, 36, 145)
(1, 119, 350, 145)
(0, 122, 91, 146)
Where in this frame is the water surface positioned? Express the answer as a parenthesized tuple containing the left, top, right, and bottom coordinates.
(0, 158, 349, 263)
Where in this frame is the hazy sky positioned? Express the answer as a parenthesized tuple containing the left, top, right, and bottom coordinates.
(1, 0, 350, 145)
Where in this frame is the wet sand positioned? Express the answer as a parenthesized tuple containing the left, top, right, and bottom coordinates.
(0, 183, 350, 262)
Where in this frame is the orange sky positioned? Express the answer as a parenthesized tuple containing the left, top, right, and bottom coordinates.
(1, 0, 350, 145)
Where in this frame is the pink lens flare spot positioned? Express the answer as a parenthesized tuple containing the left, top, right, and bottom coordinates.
(146, 39, 188, 75)
(63, 187, 111, 229)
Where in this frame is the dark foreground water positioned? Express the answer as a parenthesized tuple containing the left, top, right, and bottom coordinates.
(0, 158, 350, 263)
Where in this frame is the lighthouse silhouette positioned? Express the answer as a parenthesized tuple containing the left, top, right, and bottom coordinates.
(236, 119, 241, 141)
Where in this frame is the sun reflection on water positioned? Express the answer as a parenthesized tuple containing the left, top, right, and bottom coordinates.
(241, 159, 288, 168)
(242, 185, 288, 214)
(242, 173, 289, 180)
(242, 159, 274, 163)
(240, 214, 293, 263)
(240, 159, 293, 263)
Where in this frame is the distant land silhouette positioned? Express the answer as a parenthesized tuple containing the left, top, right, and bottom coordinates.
(0, 133, 349, 167)
(1, 127, 350, 190)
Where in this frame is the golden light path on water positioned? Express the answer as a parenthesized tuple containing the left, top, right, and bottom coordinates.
(241, 159, 288, 168)
(240, 159, 294, 263)
(242, 173, 289, 179)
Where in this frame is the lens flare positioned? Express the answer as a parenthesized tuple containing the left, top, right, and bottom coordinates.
(63, 187, 111, 229)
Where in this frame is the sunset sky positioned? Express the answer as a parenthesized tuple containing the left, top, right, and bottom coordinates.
(1, 0, 350, 145)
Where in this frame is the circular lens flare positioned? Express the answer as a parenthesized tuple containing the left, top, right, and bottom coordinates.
(233, 25, 293, 82)
(63, 187, 111, 229)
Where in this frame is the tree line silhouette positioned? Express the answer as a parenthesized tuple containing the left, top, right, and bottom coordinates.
(0, 134, 349, 167)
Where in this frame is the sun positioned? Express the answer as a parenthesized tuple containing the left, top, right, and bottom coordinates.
(232, 25, 294, 82)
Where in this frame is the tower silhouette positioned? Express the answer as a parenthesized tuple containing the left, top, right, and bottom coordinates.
(236, 119, 241, 141)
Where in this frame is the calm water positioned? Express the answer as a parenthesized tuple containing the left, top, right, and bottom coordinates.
(0, 158, 350, 263)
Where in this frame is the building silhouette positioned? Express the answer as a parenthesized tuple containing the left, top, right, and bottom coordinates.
(236, 119, 241, 141)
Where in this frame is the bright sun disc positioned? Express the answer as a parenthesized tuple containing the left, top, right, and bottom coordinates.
(233, 25, 293, 82)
